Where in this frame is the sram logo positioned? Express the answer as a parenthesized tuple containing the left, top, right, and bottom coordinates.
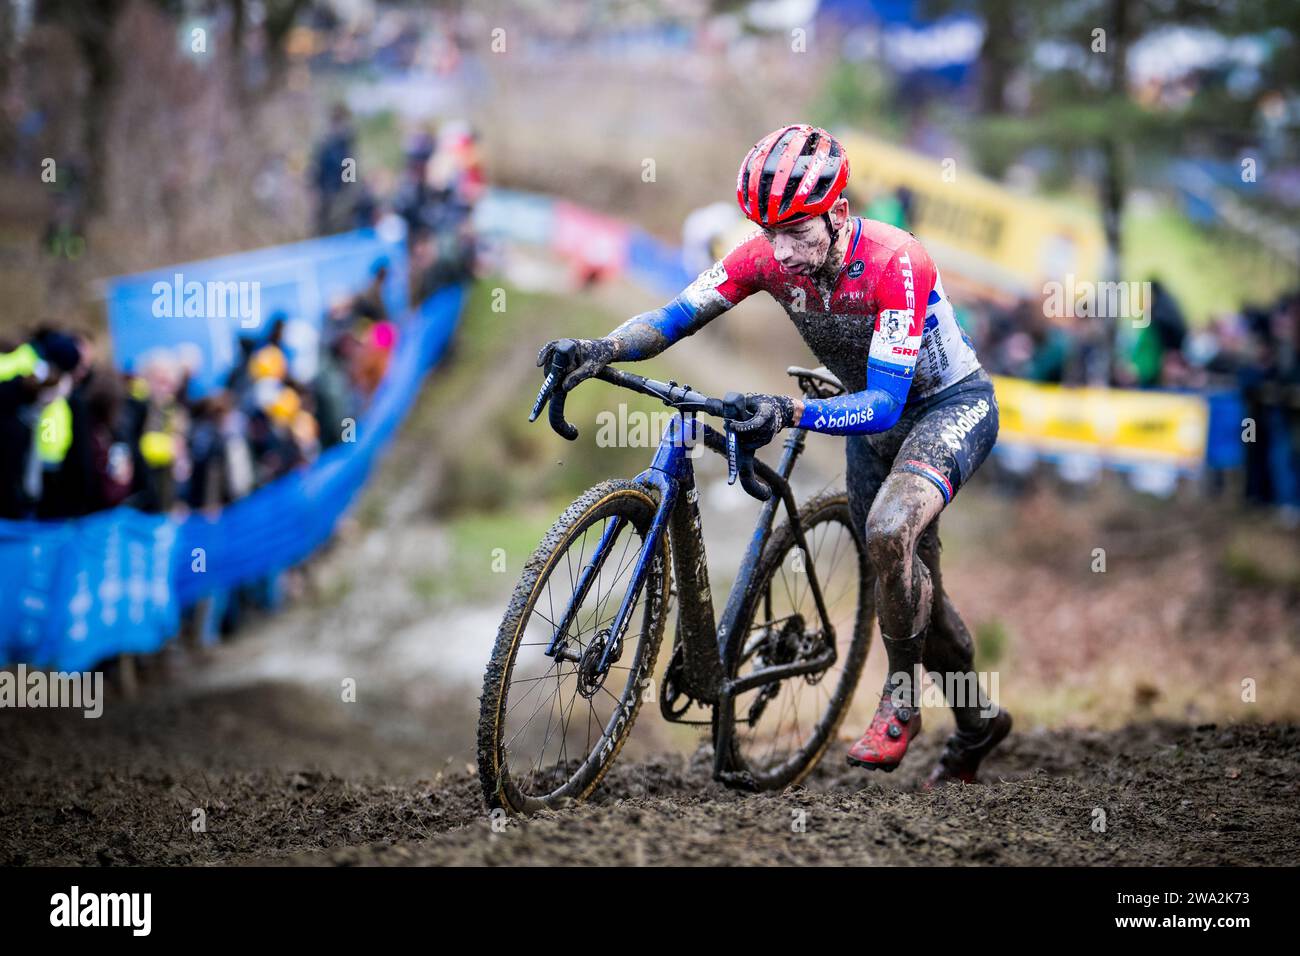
(892, 346, 918, 357)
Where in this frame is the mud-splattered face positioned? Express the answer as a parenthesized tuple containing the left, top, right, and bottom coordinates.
(761, 198, 850, 278)
(762, 216, 832, 277)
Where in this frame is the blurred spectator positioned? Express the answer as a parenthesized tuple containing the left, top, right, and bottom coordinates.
(39, 336, 109, 519)
(352, 319, 398, 395)
(247, 317, 290, 386)
(132, 354, 190, 513)
(185, 391, 254, 510)
(315, 332, 361, 448)
(681, 201, 740, 275)
(394, 127, 439, 242)
(1124, 279, 1189, 388)
(354, 258, 391, 323)
(395, 121, 481, 298)
(428, 121, 485, 207)
(1236, 294, 1300, 519)
(0, 329, 83, 518)
(311, 103, 357, 235)
(864, 186, 912, 230)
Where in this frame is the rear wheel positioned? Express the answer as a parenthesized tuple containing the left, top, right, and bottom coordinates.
(477, 480, 670, 814)
(720, 491, 873, 790)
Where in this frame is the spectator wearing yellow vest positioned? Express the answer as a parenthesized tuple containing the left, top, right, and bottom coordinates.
(0, 329, 82, 519)
(132, 353, 190, 513)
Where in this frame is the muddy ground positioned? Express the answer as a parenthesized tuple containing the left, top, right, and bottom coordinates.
(4, 283, 1298, 867)
(2, 680, 1296, 866)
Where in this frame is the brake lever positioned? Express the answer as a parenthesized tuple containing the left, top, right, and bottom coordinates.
(720, 391, 772, 502)
(530, 340, 579, 441)
(726, 426, 739, 484)
(528, 368, 558, 423)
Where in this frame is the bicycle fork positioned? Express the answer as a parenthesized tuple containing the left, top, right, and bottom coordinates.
(541, 416, 697, 675)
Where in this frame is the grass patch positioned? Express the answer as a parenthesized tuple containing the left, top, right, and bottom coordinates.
(409, 505, 559, 605)
(418, 278, 676, 513)
(974, 618, 1009, 670)
(1221, 527, 1300, 590)
(1122, 205, 1296, 325)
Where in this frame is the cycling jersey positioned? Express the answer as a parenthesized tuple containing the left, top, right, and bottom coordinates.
(610, 217, 982, 436)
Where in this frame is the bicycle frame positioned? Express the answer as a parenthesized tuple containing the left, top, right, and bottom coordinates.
(543, 411, 838, 785)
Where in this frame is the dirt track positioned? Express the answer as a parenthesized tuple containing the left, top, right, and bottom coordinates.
(4, 289, 1298, 867)
(2, 680, 1296, 867)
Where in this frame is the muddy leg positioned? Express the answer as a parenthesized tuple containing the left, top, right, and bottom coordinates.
(865, 473, 945, 708)
(915, 521, 995, 734)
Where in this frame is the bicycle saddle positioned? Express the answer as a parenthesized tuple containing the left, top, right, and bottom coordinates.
(786, 366, 845, 400)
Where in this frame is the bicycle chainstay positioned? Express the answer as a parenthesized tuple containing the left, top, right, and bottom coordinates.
(659, 642, 714, 726)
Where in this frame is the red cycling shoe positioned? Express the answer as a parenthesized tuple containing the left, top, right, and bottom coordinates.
(846, 695, 922, 772)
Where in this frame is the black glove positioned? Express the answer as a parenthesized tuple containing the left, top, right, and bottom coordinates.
(729, 393, 797, 448)
(536, 337, 616, 393)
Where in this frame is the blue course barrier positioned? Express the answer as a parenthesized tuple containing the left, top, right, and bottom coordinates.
(625, 228, 694, 299)
(105, 229, 410, 396)
(0, 509, 178, 673)
(175, 283, 463, 605)
(1204, 390, 1246, 471)
(1, 282, 465, 672)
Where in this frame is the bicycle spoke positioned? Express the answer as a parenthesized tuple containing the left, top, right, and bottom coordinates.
(493, 492, 663, 805)
(732, 508, 868, 784)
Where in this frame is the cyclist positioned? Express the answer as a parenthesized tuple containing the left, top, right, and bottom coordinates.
(537, 124, 1010, 787)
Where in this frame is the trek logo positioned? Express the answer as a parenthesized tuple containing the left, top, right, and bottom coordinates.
(898, 251, 915, 310)
(940, 399, 990, 452)
(50, 886, 151, 936)
(813, 406, 874, 430)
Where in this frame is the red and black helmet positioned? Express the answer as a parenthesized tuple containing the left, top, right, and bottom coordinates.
(736, 124, 850, 228)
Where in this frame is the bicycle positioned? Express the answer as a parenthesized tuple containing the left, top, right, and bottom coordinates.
(477, 340, 876, 813)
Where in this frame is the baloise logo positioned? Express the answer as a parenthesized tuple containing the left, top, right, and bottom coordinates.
(941, 399, 990, 452)
(814, 406, 875, 430)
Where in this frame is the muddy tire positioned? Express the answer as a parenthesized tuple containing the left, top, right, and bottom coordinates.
(719, 490, 874, 791)
(477, 479, 670, 814)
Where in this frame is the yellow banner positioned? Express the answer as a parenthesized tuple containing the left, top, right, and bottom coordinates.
(992, 375, 1207, 469)
(837, 132, 1106, 297)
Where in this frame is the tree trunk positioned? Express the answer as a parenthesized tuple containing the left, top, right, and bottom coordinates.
(1099, 0, 1130, 382)
(978, 0, 1016, 116)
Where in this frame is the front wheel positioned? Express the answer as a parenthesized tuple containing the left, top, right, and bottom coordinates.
(718, 490, 874, 790)
(477, 479, 670, 814)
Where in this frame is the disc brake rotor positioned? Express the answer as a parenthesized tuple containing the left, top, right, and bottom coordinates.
(577, 627, 621, 699)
